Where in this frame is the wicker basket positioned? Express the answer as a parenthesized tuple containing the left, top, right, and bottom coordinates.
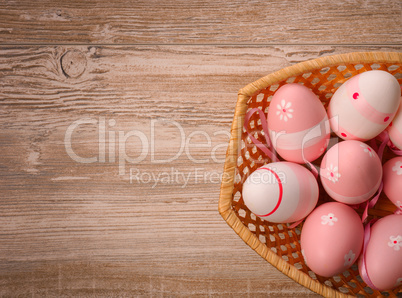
(219, 52, 402, 297)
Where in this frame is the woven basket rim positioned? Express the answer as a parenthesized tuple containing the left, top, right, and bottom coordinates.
(218, 51, 402, 298)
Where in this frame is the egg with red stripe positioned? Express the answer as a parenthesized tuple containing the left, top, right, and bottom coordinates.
(387, 97, 402, 150)
(267, 83, 330, 164)
(320, 140, 382, 205)
(382, 156, 402, 211)
(242, 162, 319, 223)
(328, 70, 400, 141)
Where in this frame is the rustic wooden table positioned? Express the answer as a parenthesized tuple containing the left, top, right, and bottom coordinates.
(0, 1, 401, 296)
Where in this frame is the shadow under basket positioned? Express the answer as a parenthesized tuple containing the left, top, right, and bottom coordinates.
(218, 52, 402, 297)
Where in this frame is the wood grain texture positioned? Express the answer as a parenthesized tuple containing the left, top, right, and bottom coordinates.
(0, 0, 401, 45)
(1, 0, 402, 296)
(1, 45, 402, 297)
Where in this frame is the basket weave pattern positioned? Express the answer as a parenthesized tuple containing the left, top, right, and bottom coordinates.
(219, 52, 402, 297)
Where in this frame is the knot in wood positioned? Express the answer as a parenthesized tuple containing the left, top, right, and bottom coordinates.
(61, 50, 87, 78)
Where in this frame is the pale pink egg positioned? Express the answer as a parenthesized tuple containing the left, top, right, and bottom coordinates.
(358, 214, 402, 291)
(383, 157, 402, 210)
(301, 202, 364, 277)
(320, 140, 382, 205)
(387, 97, 402, 150)
(267, 83, 329, 164)
(242, 162, 318, 223)
(328, 70, 400, 141)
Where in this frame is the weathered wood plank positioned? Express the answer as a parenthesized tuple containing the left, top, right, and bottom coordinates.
(1, 0, 401, 295)
(0, 0, 401, 45)
(1, 45, 401, 296)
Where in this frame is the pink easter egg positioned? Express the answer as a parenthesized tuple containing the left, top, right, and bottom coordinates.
(301, 202, 364, 277)
(328, 70, 401, 141)
(383, 156, 402, 210)
(242, 162, 318, 223)
(320, 140, 382, 205)
(358, 214, 402, 291)
(387, 98, 402, 150)
(267, 83, 330, 164)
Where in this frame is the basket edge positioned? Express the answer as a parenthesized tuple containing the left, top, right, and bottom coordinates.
(238, 51, 402, 98)
(218, 92, 248, 221)
(218, 51, 402, 297)
(217, 91, 352, 298)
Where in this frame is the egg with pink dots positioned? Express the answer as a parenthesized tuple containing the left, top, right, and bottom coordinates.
(387, 96, 402, 151)
(328, 70, 401, 141)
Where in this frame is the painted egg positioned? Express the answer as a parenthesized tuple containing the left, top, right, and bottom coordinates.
(358, 214, 402, 291)
(301, 202, 364, 277)
(387, 97, 402, 150)
(267, 83, 330, 164)
(320, 140, 382, 205)
(242, 162, 319, 223)
(383, 157, 402, 210)
(328, 70, 401, 141)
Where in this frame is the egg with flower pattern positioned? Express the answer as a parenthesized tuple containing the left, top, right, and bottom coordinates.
(319, 140, 382, 205)
(382, 156, 402, 211)
(358, 214, 402, 291)
(267, 83, 330, 164)
(301, 202, 364, 277)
